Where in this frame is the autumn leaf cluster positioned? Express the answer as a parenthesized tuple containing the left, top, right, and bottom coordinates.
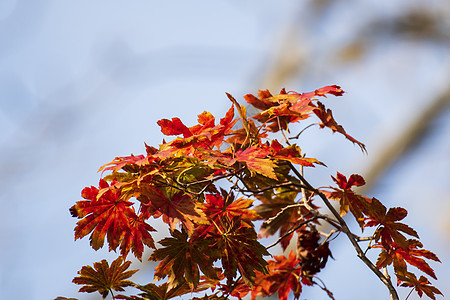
(62, 86, 441, 300)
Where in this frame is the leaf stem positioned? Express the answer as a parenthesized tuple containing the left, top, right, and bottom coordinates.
(109, 288, 115, 300)
(404, 287, 414, 300)
(289, 123, 317, 140)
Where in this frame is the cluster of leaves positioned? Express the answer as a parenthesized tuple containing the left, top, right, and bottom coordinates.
(62, 86, 441, 300)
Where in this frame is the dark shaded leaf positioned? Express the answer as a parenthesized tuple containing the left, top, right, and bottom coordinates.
(73, 257, 137, 298)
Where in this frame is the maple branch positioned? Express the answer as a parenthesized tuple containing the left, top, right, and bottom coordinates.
(239, 181, 307, 194)
(265, 203, 303, 225)
(183, 167, 246, 188)
(154, 179, 186, 193)
(287, 162, 400, 300)
(158, 167, 244, 196)
(315, 214, 341, 230)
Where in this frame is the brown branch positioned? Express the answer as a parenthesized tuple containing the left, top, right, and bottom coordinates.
(289, 123, 318, 140)
(183, 167, 245, 188)
(240, 181, 307, 194)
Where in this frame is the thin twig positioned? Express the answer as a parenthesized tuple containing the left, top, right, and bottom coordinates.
(265, 203, 303, 225)
(364, 229, 379, 255)
(404, 287, 415, 300)
(319, 229, 340, 248)
(109, 288, 115, 300)
(277, 116, 291, 145)
(312, 276, 336, 300)
(241, 181, 306, 194)
(289, 123, 317, 140)
(183, 167, 245, 187)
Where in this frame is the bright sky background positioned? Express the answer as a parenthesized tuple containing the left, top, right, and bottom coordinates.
(1, 1, 449, 300)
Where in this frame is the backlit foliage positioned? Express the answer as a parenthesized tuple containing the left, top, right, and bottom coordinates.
(63, 86, 441, 300)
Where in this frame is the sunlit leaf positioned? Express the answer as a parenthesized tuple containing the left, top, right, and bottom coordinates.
(313, 101, 366, 152)
(324, 172, 371, 227)
(251, 250, 303, 300)
(71, 179, 136, 252)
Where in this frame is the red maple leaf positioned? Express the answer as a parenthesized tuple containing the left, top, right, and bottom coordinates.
(201, 192, 259, 225)
(299, 85, 344, 98)
(270, 139, 323, 167)
(376, 239, 440, 280)
(73, 257, 138, 298)
(398, 272, 442, 300)
(363, 198, 419, 250)
(234, 145, 278, 180)
(324, 172, 370, 227)
(313, 101, 366, 152)
(157, 117, 192, 137)
(195, 191, 261, 240)
(71, 179, 137, 252)
(119, 212, 156, 260)
(218, 278, 252, 299)
(117, 279, 216, 300)
(244, 86, 345, 133)
(251, 250, 304, 300)
(157, 106, 237, 154)
(98, 154, 148, 174)
(139, 185, 206, 232)
(244, 89, 313, 132)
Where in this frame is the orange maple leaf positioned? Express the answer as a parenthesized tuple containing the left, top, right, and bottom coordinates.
(234, 146, 278, 180)
(324, 172, 371, 227)
(251, 250, 304, 300)
(364, 198, 419, 250)
(313, 101, 366, 152)
(119, 213, 156, 260)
